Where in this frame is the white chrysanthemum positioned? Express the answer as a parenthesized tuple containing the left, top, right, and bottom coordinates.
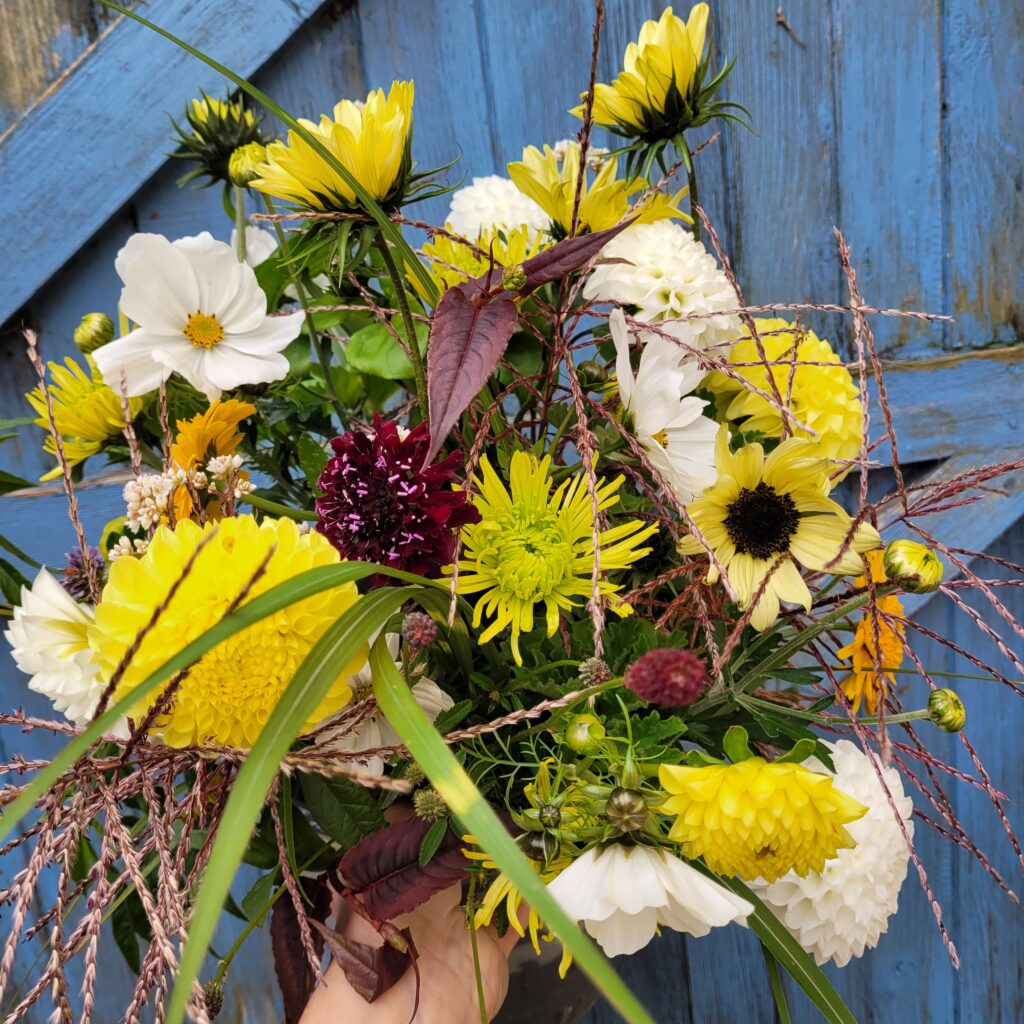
(752, 740, 914, 967)
(547, 843, 752, 957)
(4, 569, 104, 726)
(584, 220, 741, 357)
(446, 175, 551, 241)
(93, 232, 304, 401)
(610, 308, 717, 503)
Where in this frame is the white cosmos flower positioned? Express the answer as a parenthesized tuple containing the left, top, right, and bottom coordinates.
(93, 232, 304, 401)
(230, 224, 279, 268)
(447, 174, 550, 241)
(547, 843, 752, 957)
(610, 308, 718, 504)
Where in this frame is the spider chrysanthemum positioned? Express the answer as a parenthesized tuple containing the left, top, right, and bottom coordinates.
(88, 515, 364, 748)
(315, 416, 480, 583)
(659, 758, 867, 882)
(451, 452, 657, 664)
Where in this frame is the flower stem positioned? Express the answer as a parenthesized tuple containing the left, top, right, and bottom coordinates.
(677, 135, 700, 243)
(234, 186, 247, 262)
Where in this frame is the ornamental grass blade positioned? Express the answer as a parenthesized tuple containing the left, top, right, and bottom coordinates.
(97, 1, 438, 306)
(165, 586, 418, 1024)
(368, 638, 656, 1024)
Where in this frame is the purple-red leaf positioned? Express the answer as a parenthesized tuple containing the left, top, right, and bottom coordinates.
(519, 218, 636, 292)
(270, 874, 333, 1024)
(339, 816, 468, 920)
(425, 285, 519, 465)
(311, 921, 416, 1004)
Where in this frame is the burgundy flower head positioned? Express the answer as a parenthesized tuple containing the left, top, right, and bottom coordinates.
(315, 415, 480, 584)
(624, 648, 708, 707)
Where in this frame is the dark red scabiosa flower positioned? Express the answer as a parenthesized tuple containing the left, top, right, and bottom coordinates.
(315, 415, 480, 584)
(624, 648, 708, 707)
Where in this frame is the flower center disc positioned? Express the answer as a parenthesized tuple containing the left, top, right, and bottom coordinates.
(184, 312, 225, 349)
(491, 508, 574, 603)
(723, 481, 800, 559)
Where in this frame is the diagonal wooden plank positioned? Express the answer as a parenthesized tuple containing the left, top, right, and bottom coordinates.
(0, 0, 324, 326)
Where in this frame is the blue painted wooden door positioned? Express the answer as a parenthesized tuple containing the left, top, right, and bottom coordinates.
(1, 1, 1021, 1021)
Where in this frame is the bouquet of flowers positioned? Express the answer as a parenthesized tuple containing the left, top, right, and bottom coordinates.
(1, 4, 1019, 1023)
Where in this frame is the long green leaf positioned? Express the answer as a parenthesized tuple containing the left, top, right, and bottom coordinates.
(368, 638, 656, 1024)
(98, 1, 440, 306)
(166, 586, 416, 1024)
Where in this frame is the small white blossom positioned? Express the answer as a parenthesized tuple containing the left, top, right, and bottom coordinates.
(550, 137, 609, 169)
(123, 473, 175, 531)
(109, 536, 149, 559)
(206, 453, 245, 479)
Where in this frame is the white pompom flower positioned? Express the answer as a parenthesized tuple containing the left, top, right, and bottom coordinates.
(93, 232, 304, 401)
(610, 308, 718, 504)
(546, 842, 752, 957)
(584, 220, 741, 357)
(446, 174, 551, 241)
(752, 740, 914, 967)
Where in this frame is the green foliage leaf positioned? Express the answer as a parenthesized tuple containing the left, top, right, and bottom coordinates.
(0, 558, 29, 603)
(0, 532, 41, 568)
(296, 435, 329, 490)
(345, 319, 428, 380)
(776, 737, 818, 764)
(0, 469, 33, 495)
(241, 868, 281, 925)
(299, 773, 384, 850)
(418, 818, 450, 866)
(723, 725, 754, 763)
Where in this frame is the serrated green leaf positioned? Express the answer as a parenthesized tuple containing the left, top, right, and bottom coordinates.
(299, 773, 384, 850)
(432, 698, 474, 734)
(418, 818, 450, 866)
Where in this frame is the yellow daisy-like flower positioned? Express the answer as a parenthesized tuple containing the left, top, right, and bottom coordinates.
(451, 452, 657, 665)
(252, 81, 414, 211)
(679, 430, 881, 631)
(838, 550, 906, 714)
(191, 96, 256, 130)
(704, 319, 863, 471)
(659, 758, 867, 882)
(26, 356, 142, 482)
(573, 4, 709, 138)
(507, 141, 685, 236)
(88, 515, 364, 748)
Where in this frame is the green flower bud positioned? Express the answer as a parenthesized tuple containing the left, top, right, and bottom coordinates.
(577, 656, 611, 686)
(73, 312, 115, 354)
(883, 540, 944, 594)
(412, 787, 447, 822)
(538, 803, 562, 829)
(518, 830, 560, 864)
(577, 360, 608, 390)
(202, 980, 224, 1019)
(605, 786, 648, 834)
(928, 688, 966, 732)
(564, 713, 606, 753)
(402, 762, 426, 787)
(228, 141, 267, 187)
(500, 263, 527, 291)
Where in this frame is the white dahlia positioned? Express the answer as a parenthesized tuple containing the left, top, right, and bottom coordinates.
(546, 842, 752, 957)
(446, 174, 551, 241)
(752, 740, 914, 967)
(584, 220, 741, 357)
(4, 569, 105, 727)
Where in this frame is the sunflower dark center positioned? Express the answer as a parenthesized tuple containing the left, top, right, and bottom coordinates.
(723, 482, 800, 560)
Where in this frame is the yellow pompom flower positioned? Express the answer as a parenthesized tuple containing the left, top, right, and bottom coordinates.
(678, 429, 880, 631)
(252, 81, 414, 211)
(838, 550, 906, 715)
(26, 356, 141, 482)
(705, 319, 862, 471)
(659, 758, 867, 882)
(451, 452, 656, 665)
(507, 141, 685, 236)
(88, 516, 364, 748)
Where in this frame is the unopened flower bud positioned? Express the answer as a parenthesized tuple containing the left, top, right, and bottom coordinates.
(412, 788, 447, 822)
(564, 713, 606, 753)
(577, 360, 608, 390)
(928, 689, 966, 732)
(501, 263, 527, 291)
(538, 803, 562, 829)
(518, 830, 559, 864)
(402, 762, 426, 787)
(605, 786, 648, 834)
(228, 141, 267, 186)
(202, 980, 224, 1019)
(578, 656, 611, 686)
(402, 611, 437, 651)
(625, 648, 708, 707)
(74, 312, 115, 354)
(883, 540, 944, 594)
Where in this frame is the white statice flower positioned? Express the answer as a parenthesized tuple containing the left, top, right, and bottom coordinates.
(610, 308, 717, 503)
(230, 224, 279, 268)
(93, 232, 304, 400)
(547, 843, 752, 957)
(109, 536, 149, 560)
(751, 740, 914, 967)
(4, 569, 104, 726)
(123, 472, 176, 531)
(446, 175, 550, 241)
(584, 220, 742, 357)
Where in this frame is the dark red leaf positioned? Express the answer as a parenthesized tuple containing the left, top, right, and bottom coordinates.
(519, 218, 636, 293)
(339, 816, 468, 920)
(270, 874, 333, 1024)
(424, 286, 519, 465)
(311, 921, 415, 1003)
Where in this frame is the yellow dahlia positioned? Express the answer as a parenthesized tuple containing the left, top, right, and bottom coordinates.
(451, 452, 656, 664)
(679, 430, 880, 631)
(252, 81, 414, 211)
(26, 356, 141, 482)
(507, 141, 684, 236)
(705, 319, 863, 470)
(88, 515, 364, 748)
(659, 758, 867, 882)
(838, 550, 906, 714)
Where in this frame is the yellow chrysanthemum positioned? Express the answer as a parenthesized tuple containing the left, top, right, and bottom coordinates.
(659, 758, 867, 882)
(705, 319, 863, 471)
(838, 550, 906, 714)
(252, 81, 414, 211)
(451, 452, 657, 665)
(88, 516, 363, 748)
(679, 429, 881, 631)
(573, 4, 709, 137)
(507, 141, 685, 236)
(26, 356, 142, 482)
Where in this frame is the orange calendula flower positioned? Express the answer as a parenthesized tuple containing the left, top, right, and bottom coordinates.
(837, 550, 906, 714)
